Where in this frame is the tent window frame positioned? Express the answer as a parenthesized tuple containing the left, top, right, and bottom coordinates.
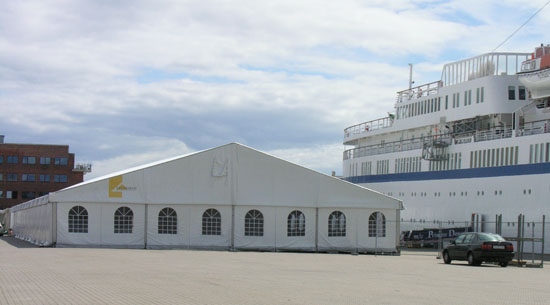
(114, 206, 133, 234)
(244, 209, 264, 237)
(202, 208, 221, 236)
(368, 212, 386, 237)
(328, 211, 346, 237)
(287, 210, 306, 237)
(158, 207, 177, 235)
(68, 206, 88, 233)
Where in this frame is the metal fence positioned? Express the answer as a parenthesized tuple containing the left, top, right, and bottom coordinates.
(397, 214, 547, 267)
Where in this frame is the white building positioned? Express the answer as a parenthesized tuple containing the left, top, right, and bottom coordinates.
(10, 143, 403, 253)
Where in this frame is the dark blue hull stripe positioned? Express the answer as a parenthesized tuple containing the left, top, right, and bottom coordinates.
(344, 163, 550, 184)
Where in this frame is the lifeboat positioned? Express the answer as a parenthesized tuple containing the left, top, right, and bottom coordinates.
(518, 44, 550, 99)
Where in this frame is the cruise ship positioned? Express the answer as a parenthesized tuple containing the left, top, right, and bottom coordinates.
(342, 45, 550, 251)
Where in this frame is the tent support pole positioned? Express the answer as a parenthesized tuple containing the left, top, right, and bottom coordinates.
(52, 202, 57, 246)
(231, 205, 235, 250)
(144, 204, 148, 249)
(315, 208, 319, 252)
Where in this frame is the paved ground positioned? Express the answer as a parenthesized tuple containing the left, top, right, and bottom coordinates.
(0, 236, 549, 305)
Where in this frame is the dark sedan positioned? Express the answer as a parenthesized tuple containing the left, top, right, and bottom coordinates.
(442, 232, 514, 267)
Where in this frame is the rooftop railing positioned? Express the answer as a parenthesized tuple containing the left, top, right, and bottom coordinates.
(396, 81, 442, 103)
(344, 116, 393, 139)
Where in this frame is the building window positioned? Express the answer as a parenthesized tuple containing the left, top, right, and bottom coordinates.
(22, 174, 35, 182)
(508, 86, 516, 100)
(54, 157, 68, 165)
(54, 175, 68, 183)
(40, 157, 51, 165)
(287, 210, 305, 237)
(22, 156, 36, 164)
(6, 174, 17, 181)
(114, 207, 133, 234)
(21, 191, 36, 200)
(0, 190, 3, 198)
(519, 86, 526, 100)
(328, 211, 346, 237)
(0, 174, 2, 181)
(69, 206, 88, 233)
(38, 191, 48, 197)
(0, 156, 3, 164)
(158, 207, 177, 235)
(40, 174, 50, 182)
(369, 212, 386, 237)
(244, 209, 264, 237)
(6, 191, 17, 199)
(7, 156, 18, 164)
(202, 208, 221, 235)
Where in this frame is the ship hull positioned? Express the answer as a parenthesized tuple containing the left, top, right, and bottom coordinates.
(349, 168, 550, 252)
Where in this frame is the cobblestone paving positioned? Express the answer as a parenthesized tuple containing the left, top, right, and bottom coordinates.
(1, 236, 549, 305)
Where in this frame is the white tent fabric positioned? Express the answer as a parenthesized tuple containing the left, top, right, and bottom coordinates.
(10, 143, 402, 252)
(11, 195, 54, 246)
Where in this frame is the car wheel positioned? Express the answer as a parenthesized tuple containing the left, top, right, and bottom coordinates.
(443, 251, 451, 264)
(467, 252, 479, 266)
(500, 261, 509, 267)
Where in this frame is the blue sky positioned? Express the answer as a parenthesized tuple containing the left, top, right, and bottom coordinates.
(1, 0, 549, 179)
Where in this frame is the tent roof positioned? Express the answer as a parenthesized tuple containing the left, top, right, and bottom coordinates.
(43, 143, 402, 209)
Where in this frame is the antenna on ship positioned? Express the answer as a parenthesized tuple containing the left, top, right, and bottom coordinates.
(491, 0, 550, 52)
(408, 64, 413, 90)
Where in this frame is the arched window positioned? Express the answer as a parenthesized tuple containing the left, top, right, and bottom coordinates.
(202, 208, 221, 235)
(244, 209, 264, 236)
(114, 207, 133, 234)
(369, 212, 386, 237)
(158, 207, 177, 235)
(287, 210, 305, 237)
(68, 206, 88, 233)
(328, 211, 346, 237)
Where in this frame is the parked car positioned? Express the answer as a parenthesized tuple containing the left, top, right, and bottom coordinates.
(442, 232, 514, 267)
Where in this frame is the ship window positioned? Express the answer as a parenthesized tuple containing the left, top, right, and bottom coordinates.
(519, 86, 526, 100)
(452, 94, 456, 108)
(464, 90, 468, 106)
(468, 90, 472, 105)
(482, 150, 486, 167)
(491, 149, 495, 166)
(535, 144, 539, 163)
(508, 86, 516, 100)
(500, 148, 505, 166)
(540, 142, 544, 163)
(505, 147, 509, 165)
(457, 93, 460, 107)
(514, 146, 519, 164)
(438, 97, 441, 111)
(495, 148, 499, 166)
(481, 87, 485, 103)
(476, 88, 480, 103)
(445, 95, 449, 109)
(470, 151, 473, 168)
(546, 143, 550, 162)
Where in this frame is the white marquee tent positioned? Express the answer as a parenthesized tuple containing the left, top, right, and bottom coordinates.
(10, 143, 403, 252)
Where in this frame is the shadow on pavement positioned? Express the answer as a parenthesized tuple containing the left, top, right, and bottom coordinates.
(0, 236, 39, 248)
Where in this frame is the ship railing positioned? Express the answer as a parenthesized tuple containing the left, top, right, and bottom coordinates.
(344, 116, 393, 138)
(516, 125, 549, 137)
(343, 134, 449, 160)
(396, 81, 442, 103)
(473, 128, 513, 142)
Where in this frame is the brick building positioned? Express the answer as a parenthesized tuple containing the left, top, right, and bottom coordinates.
(0, 136, 88, 209)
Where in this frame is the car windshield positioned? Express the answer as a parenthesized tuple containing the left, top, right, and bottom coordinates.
(478, 233, 505, 242)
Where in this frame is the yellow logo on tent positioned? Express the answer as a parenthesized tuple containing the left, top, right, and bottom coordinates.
(109, 176, 124, 198)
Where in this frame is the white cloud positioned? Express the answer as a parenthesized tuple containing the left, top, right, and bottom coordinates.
(86, 136, 194, 180)
(0, 0, 548, 176)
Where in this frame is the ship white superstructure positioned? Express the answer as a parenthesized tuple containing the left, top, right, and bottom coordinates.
(343, 46, 550, 252)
